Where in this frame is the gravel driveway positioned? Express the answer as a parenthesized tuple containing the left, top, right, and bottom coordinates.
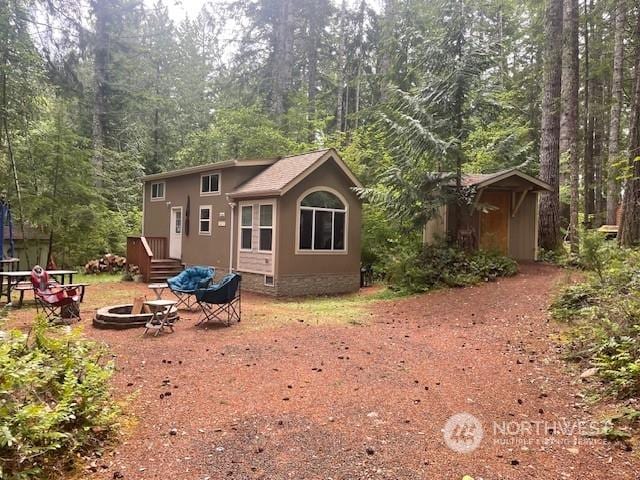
(77, 263, 638, 480)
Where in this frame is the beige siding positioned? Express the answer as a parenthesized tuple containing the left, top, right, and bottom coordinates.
(508, 192, 537, 260)
(277, 159, 361, 276)
(423, 205, 447, 244)
(237, 199, 276, 275)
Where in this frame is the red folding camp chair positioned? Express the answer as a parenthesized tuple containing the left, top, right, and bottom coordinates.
(30, 266, 81, 323)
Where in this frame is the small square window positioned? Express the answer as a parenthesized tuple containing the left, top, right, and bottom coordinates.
(201, 173, 220, 195)
(264, 275, 274, 286)
(151, 182, 165, 200)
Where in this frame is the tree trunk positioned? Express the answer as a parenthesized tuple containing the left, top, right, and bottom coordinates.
(594, 80, 605, 225)
(560, 0, 579, 253)
(271, 0, 294, 117)
(607, 0, 626, 224)
(91, 0, 108, 187)
(538, 0, 564, 251)
(619, 10, 640, 245)
(335, 0, 347, 132)
(582, 0, 594, 226)
(354, 0, 366, 131)
(306, 2, 319, 131)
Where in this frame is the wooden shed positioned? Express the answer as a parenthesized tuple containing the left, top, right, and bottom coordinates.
(423, 169, 552, 261)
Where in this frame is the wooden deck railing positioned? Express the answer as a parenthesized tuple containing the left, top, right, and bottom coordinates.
(146, 236, 167, 259)
(126, 236, 166, 282)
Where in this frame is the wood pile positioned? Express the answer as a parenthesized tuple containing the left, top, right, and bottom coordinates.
(84, 254, 127, 274)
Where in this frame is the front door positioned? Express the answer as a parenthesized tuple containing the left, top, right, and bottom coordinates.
(479, 190, 510, 255)
(169, 207, 183, 259)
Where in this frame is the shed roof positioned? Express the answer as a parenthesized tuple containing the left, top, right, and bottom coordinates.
(229, 148, 362, 198)
(454, 168, 552, 191)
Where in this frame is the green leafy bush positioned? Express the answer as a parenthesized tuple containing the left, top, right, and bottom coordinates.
(385, 243, 518, 293)
(551, 237, 640, 398)
(0, 318, 120, 479)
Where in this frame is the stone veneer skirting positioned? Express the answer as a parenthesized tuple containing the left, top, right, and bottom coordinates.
(239, 271, 360, 297)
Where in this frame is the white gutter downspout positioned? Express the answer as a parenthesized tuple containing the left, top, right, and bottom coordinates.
(228, 200, 236, 273)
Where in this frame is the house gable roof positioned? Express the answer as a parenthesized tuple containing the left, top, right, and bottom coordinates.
(229, 148, 362, 198)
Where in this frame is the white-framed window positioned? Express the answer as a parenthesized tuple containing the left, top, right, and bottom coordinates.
(240, 205, 252, 250)
(199, 205, 212, 235)
(201, 173, 220, 195)
(264, 275, 274, 286)
(259, 204, 273, 251)
(298, 189, 347, 252)
(150, 182, 165, 201)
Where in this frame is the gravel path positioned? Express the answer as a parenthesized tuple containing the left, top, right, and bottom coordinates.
(81, 264, 638, 480)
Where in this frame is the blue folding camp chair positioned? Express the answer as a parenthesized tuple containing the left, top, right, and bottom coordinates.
(167, 266, 214, 310)
(195, 273, 241, 326)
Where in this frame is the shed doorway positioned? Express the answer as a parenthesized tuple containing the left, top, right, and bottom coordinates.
(479, 190, 510, 255)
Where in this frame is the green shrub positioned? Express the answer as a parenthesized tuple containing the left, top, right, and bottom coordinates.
(0, 318, 120, 479)
(385, 243, 518, 293)
(552, 243, 640, 398)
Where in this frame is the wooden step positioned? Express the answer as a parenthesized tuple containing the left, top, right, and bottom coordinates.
(148, 259, 183, 282)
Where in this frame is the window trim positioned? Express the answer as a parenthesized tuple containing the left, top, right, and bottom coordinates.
(240, 205, 253, 252)
(150, 181, 166, 201)
(200, 172, 221, 196)
(258, 204, 273, 252)
(264, 275, 274, 287)
(295, 186, 348, 255)
(198, 205, 212, 235)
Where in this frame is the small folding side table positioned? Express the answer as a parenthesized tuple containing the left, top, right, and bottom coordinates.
(143, 299, 177, 337)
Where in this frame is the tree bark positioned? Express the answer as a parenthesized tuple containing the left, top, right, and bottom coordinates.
(619, 10, 640, 245)
(582, 0, 594, 226)
(538, 0, 564, 251)
(306, 1, 319, 130)
(335, 0, 347, 132)
(560, 0, 579, 252)
(607, 0, 626, 224)
(91, 0, 108, 187)
(271, 0, 294, 117)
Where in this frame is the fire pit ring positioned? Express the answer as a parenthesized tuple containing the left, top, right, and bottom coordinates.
(93, 304, 179, 329)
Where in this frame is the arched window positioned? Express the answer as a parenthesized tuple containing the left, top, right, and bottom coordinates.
(298, 189, 347, 251)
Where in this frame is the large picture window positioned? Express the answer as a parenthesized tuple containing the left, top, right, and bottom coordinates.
(298, 190, 346, 252)
(241, 205, 252, 250)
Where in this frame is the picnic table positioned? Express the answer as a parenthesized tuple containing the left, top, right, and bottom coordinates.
(0, 269, 79, 305)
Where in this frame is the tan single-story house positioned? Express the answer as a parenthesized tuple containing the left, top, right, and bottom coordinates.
(424, 169, 552, 260)
(131, 148, 363, 296)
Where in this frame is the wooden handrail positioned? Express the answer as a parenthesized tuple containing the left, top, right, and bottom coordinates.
(140, 236, 153, 258)
(126, 236, 168, 282)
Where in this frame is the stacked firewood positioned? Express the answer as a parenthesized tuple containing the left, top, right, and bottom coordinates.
(84, 254, 127, 274)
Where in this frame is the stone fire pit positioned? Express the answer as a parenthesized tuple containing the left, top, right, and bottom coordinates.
(93, 304, 179, 329)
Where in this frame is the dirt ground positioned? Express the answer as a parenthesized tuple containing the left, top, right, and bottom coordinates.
(6, 264, 640, 479)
